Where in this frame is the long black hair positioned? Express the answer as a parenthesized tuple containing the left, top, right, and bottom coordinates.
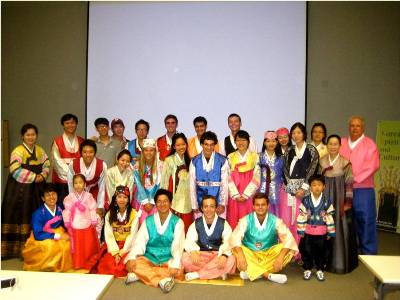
(108, 185, 132, 225)
(168, 132, 191, 167)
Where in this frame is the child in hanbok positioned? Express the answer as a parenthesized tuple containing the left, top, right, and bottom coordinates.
(297, 175, 335, 281)
(258, 131, 285, 217)
(63, 174, 100, 270)
(93, 186, 138, 277)
(22, 184, 72, 272)
(105, 150, 134, 210)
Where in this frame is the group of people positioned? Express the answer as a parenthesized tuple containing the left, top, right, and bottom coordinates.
(1, 112, 380, 292)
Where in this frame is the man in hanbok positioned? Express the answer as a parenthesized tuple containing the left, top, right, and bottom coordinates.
(219, 113, 258, 156)
(231, 193, 298, 284)
(189, 131, 229, 219)
(124, 189, 185, 293)
(340, 116, 380, 254)
(157, 114, 178, 161)
(51, 113, 84, 207)
(67, 139, 107, 230)
(125, 119, 150, 162)
(182, 195, 236, 281)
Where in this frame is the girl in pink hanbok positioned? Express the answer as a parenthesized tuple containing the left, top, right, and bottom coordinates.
(227, 130, 260, 229)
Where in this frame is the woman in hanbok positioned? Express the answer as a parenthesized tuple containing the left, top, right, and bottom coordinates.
(227, 130, 260, 230)
(310, 122, 328, 159)
(258, 131, 285, 217)
(282, 122, 319, 245)
(319, 134, 358, 273)
(133, 139, 162, 223)
(22, 184, 72, 272)
(93, 186, 138, 277)
(1, 123, 50, 259)
(276, 127, 292, 156)
(161, 133, 193, 232)
(105, 150, 134, 210)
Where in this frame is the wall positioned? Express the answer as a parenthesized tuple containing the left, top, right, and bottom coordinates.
(1, 2, 88, 191)
(307, 2, 400, 138)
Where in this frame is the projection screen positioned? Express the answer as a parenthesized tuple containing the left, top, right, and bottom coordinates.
(87, 2, 306, 147)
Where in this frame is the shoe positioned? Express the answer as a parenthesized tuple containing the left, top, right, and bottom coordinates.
(267, 273, 287, 284)
(316, 270, 325, 281)
(239, 271, 249, 280)
(221, 273, 227, 281)
(159, 277, 175, 293)
(303, 270, 312, 280)
(185, 272, 199, 281)
(125, 273, 139, 285)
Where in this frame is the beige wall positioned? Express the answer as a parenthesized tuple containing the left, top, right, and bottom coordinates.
(1, 2, 88, 190)
(2, 2, 400, 190)
(2, 1, 87, 152)
(307, 2, 400, 138)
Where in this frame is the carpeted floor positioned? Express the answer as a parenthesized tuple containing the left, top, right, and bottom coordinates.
(2, 231, 399, 300)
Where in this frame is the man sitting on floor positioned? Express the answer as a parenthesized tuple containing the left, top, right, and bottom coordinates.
(182, 195, 236, 281)
(231, 192, 298, 284)
(124, 189, 185, 293)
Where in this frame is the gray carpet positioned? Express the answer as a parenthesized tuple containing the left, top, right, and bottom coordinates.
(2, 231, 400, 300)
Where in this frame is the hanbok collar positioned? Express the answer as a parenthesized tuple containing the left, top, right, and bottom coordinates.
(328, 153, 340, 166)
(311, 193, 323, 208)
(63, 133, 78, 152)
(311, 141, 326, 151)
(44, 203, 57, 217)
(195, 137, 202, 154)
(22, 142, 35, 155)
(165, 134, 172, 146)
(80, 157, 96, 180)
(253, 211, 268, 230)
(202, 151, 215, 172)
(237, 149, 249, 163)
(136, 138, 142, 151)
(294, 142, 307, 159)
(175, 152, 184, 165)
(154, 211, 172, 235)
(202, 214, 218, 236)
(265, 151, 276, 163)
(348, 134, 365, 150)
(117, 209, 127, 222)
(229, 134, 237, 150)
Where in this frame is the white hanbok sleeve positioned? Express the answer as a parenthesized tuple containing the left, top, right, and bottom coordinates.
(219, 160, 229, 206)
(184, 222, 200, 252)
(218, 221, 233, 256)
(168, 219, 185, 269)
(121, 213, 140, 255)
(124, 220, 149, 263)
(189, 161, 198, 210)
(104, 213, 120, 256)
(230, 217, 248, 248)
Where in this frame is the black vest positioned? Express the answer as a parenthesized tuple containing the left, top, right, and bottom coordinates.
(224, 136, 236, 156)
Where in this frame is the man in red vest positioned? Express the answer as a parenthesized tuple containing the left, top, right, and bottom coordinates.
(157, 114, 178, 161)
(67, 139, 107, 220)
(51, 113, 84, 207)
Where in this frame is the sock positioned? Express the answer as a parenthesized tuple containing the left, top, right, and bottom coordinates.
(268, 273, 287, 284)
(185, 272, 200, 281)
(239, 271, 249, 280)
(125, 273, 139, 284)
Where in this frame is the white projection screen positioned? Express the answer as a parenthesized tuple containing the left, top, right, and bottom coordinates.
(87, 2, 306, 147)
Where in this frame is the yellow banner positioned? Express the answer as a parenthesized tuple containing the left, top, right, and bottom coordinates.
(375, 120, 400, 233)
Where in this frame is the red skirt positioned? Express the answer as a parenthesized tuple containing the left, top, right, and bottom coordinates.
(71, 226, 99, 270)
(94, 241, 128, 277)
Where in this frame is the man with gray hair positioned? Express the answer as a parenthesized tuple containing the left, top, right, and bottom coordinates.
(340, 116, 380, 254)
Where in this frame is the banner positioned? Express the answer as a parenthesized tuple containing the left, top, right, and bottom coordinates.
(375, 120, 400, 233)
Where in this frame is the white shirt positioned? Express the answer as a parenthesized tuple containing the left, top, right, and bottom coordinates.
(124, 211, 185, 269)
